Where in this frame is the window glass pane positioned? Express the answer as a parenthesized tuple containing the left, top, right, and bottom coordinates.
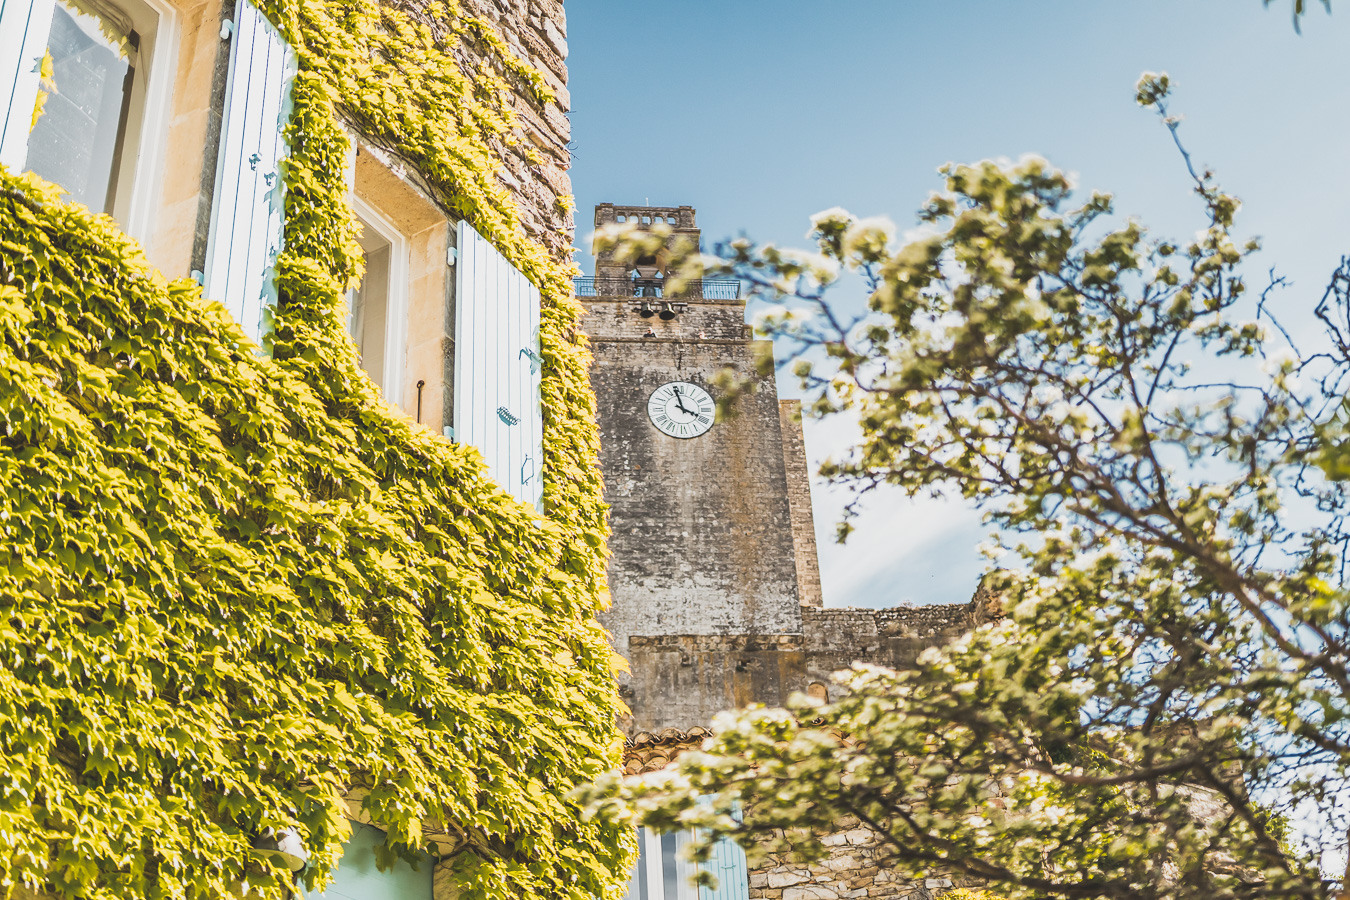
(622, 828, 649, 900)
(349, 219, 391, 391)
(24, 0, 134, 213)
(661, 831, 680, 900)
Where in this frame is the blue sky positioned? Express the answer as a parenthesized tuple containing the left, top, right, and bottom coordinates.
(565, 0, 1350, 610)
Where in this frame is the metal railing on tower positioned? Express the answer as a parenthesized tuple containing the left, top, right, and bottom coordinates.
(573, 276, 741, 300)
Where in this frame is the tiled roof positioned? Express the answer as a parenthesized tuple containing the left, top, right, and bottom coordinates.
(622, 726, 711, 775)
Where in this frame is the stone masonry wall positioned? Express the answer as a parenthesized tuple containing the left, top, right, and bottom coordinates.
(456, 0, 574, 260)
(587, 325, 806, 656)
(780, 400, 823, 608)
(748, 819, 977, 900)
(620, 591, 1001, 734)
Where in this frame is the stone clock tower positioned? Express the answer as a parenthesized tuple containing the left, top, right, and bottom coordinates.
(581, 205, 1003, 898)
(578, 203, 826, 732)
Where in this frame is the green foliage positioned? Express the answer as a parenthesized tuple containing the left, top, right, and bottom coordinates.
(0, 0, 628, 897)
(582, 74, 1345, 900)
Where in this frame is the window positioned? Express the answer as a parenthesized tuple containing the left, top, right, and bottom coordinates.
(1, 0, 174, 231)
(623, 826, 750, 900)
(343, 140, 451, 425)
(347, 196, 410, 404)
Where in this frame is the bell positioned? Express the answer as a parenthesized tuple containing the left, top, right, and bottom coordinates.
(251, 827, 309, 872)
(633, 260, 662, 298)
(638, 302, 656, 318)
(658, 303, 676, 321)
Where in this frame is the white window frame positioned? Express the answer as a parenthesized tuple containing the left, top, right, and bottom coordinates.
(119, 0, 177, 245)
(626, 820, 751, 900)
(350, 193, 410, 408)
(626, 827, 706, 900)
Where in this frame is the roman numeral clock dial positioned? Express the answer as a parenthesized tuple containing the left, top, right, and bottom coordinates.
(647, 381, 715, 439)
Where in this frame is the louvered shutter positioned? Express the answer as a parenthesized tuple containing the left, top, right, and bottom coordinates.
(697, 833, 749, 900)
(202, 0, 294, 343)
(0, 0, 56, 169)
(454, 220, 544, 509)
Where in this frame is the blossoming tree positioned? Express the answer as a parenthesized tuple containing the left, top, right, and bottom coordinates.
(582, 70, 1348, 900)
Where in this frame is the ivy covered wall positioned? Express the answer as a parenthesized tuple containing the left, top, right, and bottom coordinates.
(0, 0, 627, 898)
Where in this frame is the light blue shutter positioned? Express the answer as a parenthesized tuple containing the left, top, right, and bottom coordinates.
(0, 0, 56, 169)
(698, 833, 749, 900)
(454, 220, 544, 509)
(202, 0, 295, 343)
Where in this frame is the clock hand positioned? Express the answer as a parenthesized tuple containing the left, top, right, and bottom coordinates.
(672, 387, 693, 415)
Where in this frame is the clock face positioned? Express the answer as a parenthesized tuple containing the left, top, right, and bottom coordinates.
(648, 381, 715, 439)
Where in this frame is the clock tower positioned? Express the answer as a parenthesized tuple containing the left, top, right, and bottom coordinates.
(578, 203, 824, 732)
(579, 202, 1003, 900)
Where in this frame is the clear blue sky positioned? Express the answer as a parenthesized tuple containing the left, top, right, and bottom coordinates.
(565, 0, 1350, 610)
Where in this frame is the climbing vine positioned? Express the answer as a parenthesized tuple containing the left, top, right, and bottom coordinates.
(0, 0, 626, 897)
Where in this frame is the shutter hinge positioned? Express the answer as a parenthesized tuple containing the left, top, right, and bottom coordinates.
(496, 407, 519, 426)
(446, 246, 458, 267)
(518, 346, 542, 373)
(219, 18, 234, 40)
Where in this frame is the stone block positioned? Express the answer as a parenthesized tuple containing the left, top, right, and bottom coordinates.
(767, 872, 810, 888)
(541, 16, 567, 57)
(784, 887, 839, 900)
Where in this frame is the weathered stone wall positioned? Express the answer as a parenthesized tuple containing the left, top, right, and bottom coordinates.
(457, 0, 574, 260)
(619, 593, 1001, 734)
(748, 820, 975, 900)
(780, 400, 823, 609)
(800, 597, 1000, 703)
(580, 298, 751, 342)
(586, 324, 806, 655)
(581, 208, 805, 665)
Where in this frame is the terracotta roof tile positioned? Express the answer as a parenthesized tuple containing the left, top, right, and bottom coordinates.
(622, 726, 711, 774)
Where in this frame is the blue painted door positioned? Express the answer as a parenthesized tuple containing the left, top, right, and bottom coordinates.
(202, 0, 294, 343)
(307, 823, 433, 900)
(453, 220, 544, 508)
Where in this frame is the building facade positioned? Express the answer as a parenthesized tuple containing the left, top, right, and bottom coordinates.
(0, 1, 630, 899)
(579, 204, 998, 900)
